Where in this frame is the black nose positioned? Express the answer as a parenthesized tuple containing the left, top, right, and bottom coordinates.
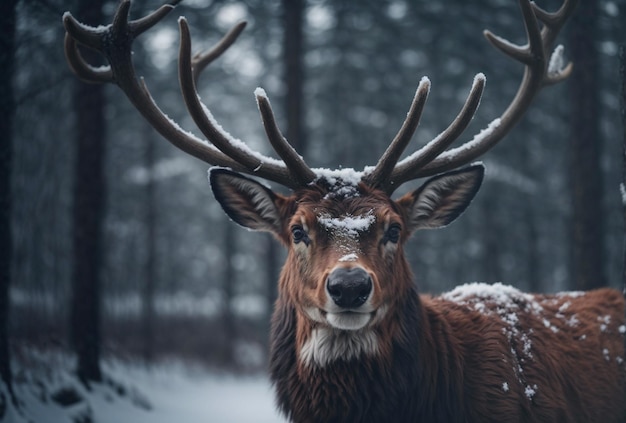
(326, 267, 372, 308)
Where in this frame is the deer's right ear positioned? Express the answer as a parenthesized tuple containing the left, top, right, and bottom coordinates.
(396, 164, 484, 232)
(209, 168, 285, 234)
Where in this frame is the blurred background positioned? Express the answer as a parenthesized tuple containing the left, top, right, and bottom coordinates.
(2, 0, 624, 383)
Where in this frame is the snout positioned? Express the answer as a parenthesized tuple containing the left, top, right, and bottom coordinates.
(326, 267, 372, 309)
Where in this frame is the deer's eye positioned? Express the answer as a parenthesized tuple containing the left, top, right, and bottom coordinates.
(384, 224, 401, 244)
(291, 225, 310, 245)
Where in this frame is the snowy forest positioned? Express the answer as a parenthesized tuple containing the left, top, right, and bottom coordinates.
(1, 0, 625, 421)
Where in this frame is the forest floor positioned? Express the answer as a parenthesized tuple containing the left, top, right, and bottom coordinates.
(2, 348, 285, 423)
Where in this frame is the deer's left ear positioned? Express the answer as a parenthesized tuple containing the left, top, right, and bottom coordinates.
(209, 168, 286, 234)
(396, 164, 484, 232)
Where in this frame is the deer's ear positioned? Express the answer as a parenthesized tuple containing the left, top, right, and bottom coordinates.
(210, 168, 285, 234)
(396, 164, 484, 232)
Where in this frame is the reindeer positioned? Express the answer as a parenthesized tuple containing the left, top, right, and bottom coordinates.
(63, 0, 626, 421)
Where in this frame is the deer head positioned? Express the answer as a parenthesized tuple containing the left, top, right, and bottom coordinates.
(210, 164, 483, 337)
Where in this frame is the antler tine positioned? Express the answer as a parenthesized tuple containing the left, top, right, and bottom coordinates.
(63, 32, 113, 84)
(64, 0, 301, 189)
(62, 12, 113, 83)
(190, 21, 247, 86)
(363, 77, 430, 190)
(177, 18, 297, 185)
(131, 0, 182, 37)
(532, 0, 576, 34)
(376, 0, 576, 192)
(386, 73, 486, 190)
(255, 89, 317, 186)
(62, 11, 104, 49)
(184, 18, 312, 187)
(62, 0, 261, 179)
(415, 0, 578, 177)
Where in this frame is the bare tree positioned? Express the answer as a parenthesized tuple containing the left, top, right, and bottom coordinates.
(69, 0, 106, 384)
(568, 0, 605, 290)
(0, 0, 17, 407)
(620, 45, 626, 291)
(141, 124, 156, 364)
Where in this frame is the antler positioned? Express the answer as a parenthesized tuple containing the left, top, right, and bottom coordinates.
(63, 0, 315, 189)
(365, 0, 576, 193)
(63, 0, 576, 193)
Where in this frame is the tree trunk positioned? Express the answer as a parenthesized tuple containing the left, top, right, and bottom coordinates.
(70, 0, 106, 384)
(283, 0, 306, 151)
(222, 221, 236, 366)
(141, 124, 156, 364)
(0, 0, 17, 405)
(619, 45, 626, 294)
(620, 45, 626, 358)
(568, 2, 605, 290)
(524, 204, 541, 292)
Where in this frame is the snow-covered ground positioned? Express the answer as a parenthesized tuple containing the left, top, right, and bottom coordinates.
(4, 351, 285, 423)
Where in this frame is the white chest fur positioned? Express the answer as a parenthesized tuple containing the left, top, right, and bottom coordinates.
(299, 327, 379, 367)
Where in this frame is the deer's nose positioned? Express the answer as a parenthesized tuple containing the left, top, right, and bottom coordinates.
(326, 267, 372, 308)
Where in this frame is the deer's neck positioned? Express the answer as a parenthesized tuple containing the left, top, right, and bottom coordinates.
(268, 286, 465, 422)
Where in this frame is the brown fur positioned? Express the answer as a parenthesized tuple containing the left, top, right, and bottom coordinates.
(210, 169, 626, 422)
(271, 281, 626, 422)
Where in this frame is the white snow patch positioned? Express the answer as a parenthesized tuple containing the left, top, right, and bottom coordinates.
(474, 72, 486, 86)
(598, 315, 611, 332)
(619, 325, 626, 334)
(558, 301, 570, 313)
(63, 11, 114, 32)
(555, 291, 585, 298)
(520, 332, 533, 358)
(443, 282, 531, 305)
(198, 96, 286, 168)
(254, 86, 268, 99)
(313, 167, 364, 187)
(397, 73, 487, 169)
(339, 253, 358, 262)
(443, 282, 541, 388)
(442, 283, 592, 396)
(603, 348, 611, 361)
(620, 183, 626, 206)
(543, 318, 559, 333)
(161, 109, 212, 146)
(566, 315, 579, 327)
(318, 211, 375, 238)
(10, 352, 284, 423)
(431, 118, 501, 163)
(524, 384, 538, 399)
(502, 382, 509, 392)
(312, 167, 369, 199)
(547, 44, 566, 76)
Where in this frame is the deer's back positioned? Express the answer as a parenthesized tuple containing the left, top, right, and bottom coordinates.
(429, 284, 626, 422)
